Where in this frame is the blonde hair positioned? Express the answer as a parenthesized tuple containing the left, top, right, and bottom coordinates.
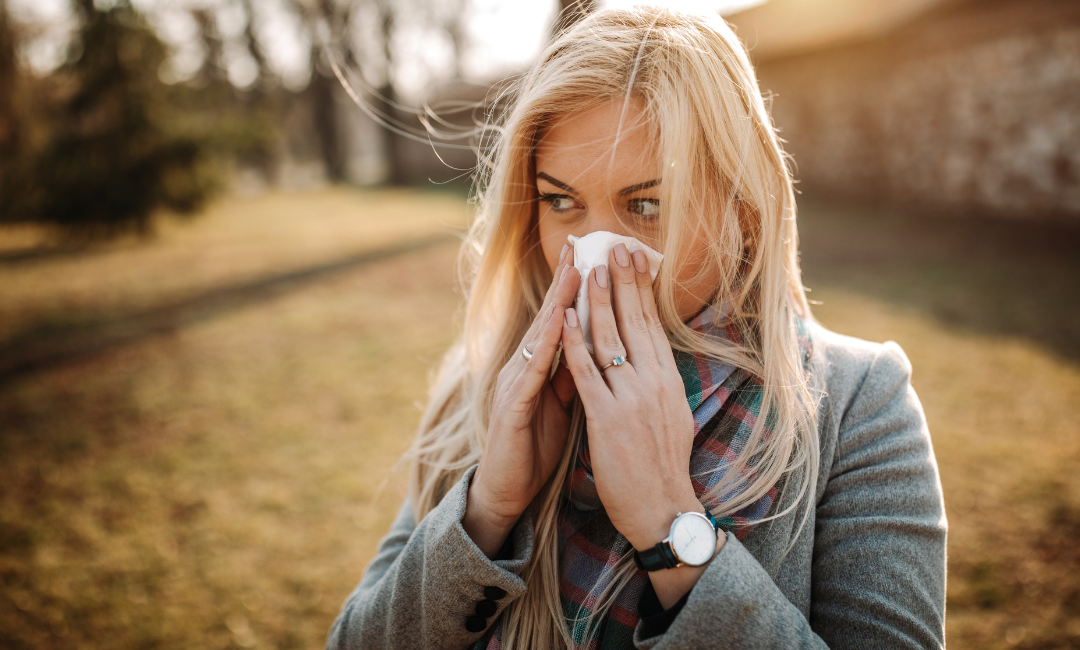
(407, 7, 818, 649)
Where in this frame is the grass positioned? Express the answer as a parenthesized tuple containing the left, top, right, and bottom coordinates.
(798, 202, 1080, 649)
(1, 188, 1078, 649)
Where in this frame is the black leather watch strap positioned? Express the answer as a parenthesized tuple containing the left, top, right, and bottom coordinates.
(634, 540, 679, 571)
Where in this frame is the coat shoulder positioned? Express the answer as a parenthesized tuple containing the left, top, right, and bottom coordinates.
(805, 319, 914, 418)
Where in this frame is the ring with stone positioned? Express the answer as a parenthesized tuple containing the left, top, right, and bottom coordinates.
(521, 346, 534, 361)
(600, 355, 627, 371)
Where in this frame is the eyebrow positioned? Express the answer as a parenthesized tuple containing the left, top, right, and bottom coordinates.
(536, 172, 575, 193)
(536, 172, 662, 196)
(617, 179, 662, 195)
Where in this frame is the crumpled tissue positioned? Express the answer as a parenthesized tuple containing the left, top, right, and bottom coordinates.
(568, 231, 664, 353)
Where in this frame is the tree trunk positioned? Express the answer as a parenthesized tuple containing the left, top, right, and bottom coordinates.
(310, 53, 347, 183)
(302, 0, 348, 184)
(376, 0, 405, 185)
(237, 0, 269, 90)
(0, 0, 19, 160)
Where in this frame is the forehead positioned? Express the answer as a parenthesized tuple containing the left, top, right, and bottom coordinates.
(534, 99, 661, 184)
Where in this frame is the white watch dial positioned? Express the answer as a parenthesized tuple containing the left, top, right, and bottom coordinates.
(670, 513, 717, 566)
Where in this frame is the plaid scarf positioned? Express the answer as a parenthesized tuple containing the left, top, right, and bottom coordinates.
(475, 307, 813, 650)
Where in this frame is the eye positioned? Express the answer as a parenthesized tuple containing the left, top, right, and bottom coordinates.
(628, 198, 660, 219)
(539, 194, 581, 212)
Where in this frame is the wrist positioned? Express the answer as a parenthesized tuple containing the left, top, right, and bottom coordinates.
(470, 461, 528, 521)
(466, 483, 519, 532)
(463, 480, 519, 559)
(626, 489, 704, 552)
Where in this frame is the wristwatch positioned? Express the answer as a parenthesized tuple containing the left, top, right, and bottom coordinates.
(633, 506, 720, 571)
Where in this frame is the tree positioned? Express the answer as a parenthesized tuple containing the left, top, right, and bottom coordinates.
(0, 0, 217, 237)
(237, 0, 272, 93)
(288, 0, 356, 183)
(181, 2, 279, 181)
(372, 0, 406, 184)
(0, 0, 19, 163)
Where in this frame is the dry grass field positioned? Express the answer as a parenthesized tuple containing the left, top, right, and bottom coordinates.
(1, 187, 1077, 649)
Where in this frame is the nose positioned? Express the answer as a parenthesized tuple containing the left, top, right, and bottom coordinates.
(572, 203, 632, 240)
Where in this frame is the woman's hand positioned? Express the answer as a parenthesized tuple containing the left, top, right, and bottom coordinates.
(463, 245, 581, 557)
(560, 243, 722, 607)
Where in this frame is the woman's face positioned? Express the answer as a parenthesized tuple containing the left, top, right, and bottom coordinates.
(534, 99, 718, 322)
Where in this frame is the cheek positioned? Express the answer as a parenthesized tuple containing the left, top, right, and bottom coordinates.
(672, 249, 722, 319)
(538, 211, 571, 273)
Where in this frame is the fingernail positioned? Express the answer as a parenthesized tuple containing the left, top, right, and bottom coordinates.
(559, 243, 569, 264)
(595, 265, 608, 289)
(565, 307, 578, 328)
(561, 264, 572, 281)
(632, 250, 647, 274)
(614, 243, 630, 268)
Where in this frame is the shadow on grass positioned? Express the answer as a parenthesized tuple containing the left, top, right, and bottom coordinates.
(0, 233, 453, 387)
(0, 246, 94, 266)
(798, 200, 1080, 363)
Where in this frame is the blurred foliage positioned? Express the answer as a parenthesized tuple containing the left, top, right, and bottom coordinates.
(0, 0, 278, 240)
(0, 0, 576, 239)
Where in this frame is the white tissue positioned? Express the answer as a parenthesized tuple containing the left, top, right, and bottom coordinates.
(568, 231, 664, 353)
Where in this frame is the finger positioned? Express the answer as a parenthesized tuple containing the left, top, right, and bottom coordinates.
(511, 255, 580, 375)
(544, 245, 578, 312)
(510, 301, 567, 402)
(515, 245, 574, 356)
(552, 254, 581, 309)
(541, 243, 574, 303)
(631, 249, 675, 371)
(587, 265, 634, 387)
(560, 307, 612, 405)
(525, 263, 580, 358)
(609, 243, 657, 367)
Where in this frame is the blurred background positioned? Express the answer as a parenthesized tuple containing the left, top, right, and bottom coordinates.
(1, 0, 1078, 648)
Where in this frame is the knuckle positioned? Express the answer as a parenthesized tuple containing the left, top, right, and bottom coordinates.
(641, 307, 662, 330)
(578, 360, 600, 383)
(629, 312, 648, 334)
(600, 328, 621, 350)
(529, 358, 547, 377)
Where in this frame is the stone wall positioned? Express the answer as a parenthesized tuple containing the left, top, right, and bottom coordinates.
(749, 0, 1080, 220)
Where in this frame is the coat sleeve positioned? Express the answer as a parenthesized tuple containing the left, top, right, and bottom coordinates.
(326, 465, 535, 650)
(632, 342, 947, 649)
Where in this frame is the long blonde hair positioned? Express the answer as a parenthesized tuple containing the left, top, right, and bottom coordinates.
(407, 7, 818, 649)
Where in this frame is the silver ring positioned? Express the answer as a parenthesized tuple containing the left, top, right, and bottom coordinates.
(600, 355, 627, 371)
(521, 346, 534, 361)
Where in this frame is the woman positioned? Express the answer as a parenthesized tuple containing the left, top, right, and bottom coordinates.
(328, 7, 946, 650)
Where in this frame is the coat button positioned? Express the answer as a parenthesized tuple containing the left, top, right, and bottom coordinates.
(475, 599, 497, 618)
(465, 616, 487, 633)
(483, 586, 507, 600)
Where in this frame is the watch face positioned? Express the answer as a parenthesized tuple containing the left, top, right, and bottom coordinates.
(670, 513, 716, 566)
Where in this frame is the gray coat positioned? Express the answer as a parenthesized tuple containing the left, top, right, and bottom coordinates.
(326, 322, 948, 649)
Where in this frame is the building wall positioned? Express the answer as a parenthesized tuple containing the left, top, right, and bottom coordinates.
(749, 0, 1080, 220)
